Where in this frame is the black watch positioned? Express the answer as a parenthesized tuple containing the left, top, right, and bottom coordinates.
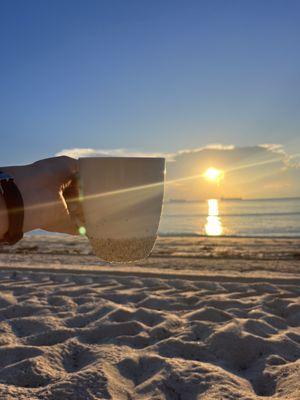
(0, 172, 24, 245)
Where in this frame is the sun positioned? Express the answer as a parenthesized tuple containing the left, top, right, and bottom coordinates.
(203, 167, 224, 182)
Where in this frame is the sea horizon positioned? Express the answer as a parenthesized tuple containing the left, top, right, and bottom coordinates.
(166, 196, 300, 203)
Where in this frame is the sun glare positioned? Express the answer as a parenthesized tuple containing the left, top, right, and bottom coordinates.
(205, 199, 223, 236)
(203, 167, 224, 183)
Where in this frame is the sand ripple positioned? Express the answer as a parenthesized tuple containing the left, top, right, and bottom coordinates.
(0, 271, 299, 399)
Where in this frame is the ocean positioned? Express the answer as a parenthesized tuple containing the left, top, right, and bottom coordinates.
(30, 197, 300, 239)
(158, 198, 300, 237)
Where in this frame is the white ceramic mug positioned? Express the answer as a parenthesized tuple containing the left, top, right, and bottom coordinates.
(69, 157, 165, 262)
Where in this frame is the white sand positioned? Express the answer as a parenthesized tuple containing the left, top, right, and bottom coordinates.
(0, 236, 299, 399)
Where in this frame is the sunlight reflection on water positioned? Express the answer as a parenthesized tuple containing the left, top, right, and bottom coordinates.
(205, 199, 223, 236)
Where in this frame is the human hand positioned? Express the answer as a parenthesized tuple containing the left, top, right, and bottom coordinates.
(1, 156, 79, 235)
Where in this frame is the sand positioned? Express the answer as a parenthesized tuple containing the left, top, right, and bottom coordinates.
(88, 236, 156, 262)
(0, 235, 299, 399)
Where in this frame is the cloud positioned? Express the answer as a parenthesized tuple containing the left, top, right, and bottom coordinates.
(288, 153, 300, 168)
(56, 143, 300, 199)
(259, 143, 300, 169)
(56, 144, 236, 161)
(176, 144, 235, 156)
(56, 147, 171, 159)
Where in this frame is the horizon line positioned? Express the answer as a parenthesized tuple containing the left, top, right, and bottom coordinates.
(166, 196, 300, 203)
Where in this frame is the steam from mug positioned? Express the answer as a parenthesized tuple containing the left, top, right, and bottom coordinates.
(68, 157, 165, 263)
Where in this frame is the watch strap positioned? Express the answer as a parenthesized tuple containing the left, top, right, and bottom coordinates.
(0, 172, 24, 245)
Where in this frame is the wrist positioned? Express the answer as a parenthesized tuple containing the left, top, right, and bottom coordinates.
(0, 192, 9, 238)
(1, 164, 42, 233)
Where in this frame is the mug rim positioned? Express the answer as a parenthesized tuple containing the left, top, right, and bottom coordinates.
(79, 156, 165, 162)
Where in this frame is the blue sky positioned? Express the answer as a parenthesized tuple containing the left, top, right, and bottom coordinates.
(1, 0, 300, 165)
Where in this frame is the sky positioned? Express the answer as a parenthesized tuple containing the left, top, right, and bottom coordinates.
(0, 1, 300, 198)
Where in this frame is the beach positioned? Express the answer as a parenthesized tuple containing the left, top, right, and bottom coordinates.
(0, 235, 299, 399)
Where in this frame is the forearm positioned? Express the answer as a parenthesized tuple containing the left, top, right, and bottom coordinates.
(0, 157, 78, 239)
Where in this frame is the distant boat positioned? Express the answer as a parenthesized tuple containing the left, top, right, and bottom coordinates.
(220, 197, 243, 201)
(167, 198, 188, 203)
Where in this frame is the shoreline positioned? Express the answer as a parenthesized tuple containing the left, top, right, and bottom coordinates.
(1, 234, 300, 280)
(26, 232, 300, 239)
(159, 233, 300, 239)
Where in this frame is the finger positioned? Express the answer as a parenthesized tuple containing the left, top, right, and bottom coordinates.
(59, 218, 80, 235)
(46, 217, 80, 235)
(53, 156, 79, 183)
(62, 177, 80, 202)
(33, 156, 79, 183)
(57, 156, 79, 176)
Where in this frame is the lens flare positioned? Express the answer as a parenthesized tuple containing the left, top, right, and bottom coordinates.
(78, 226, 86, 236)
